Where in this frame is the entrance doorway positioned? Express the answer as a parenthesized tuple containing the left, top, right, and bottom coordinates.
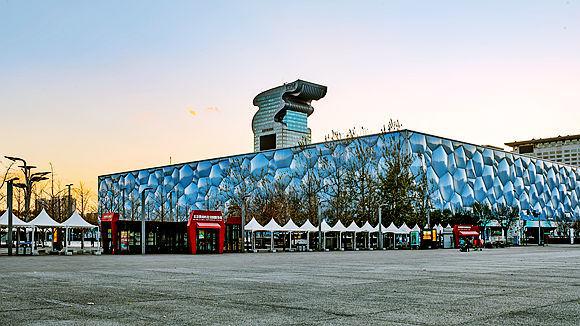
(197, 229, 218, 254)
(187, 210, 225, 254)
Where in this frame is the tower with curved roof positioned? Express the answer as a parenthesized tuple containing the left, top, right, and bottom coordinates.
(252, 80, 327, 152)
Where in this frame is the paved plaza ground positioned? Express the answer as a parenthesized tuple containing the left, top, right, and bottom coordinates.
(1, 245, 579, 325)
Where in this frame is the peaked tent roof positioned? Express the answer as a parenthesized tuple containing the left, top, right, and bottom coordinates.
(62, 212, 97, 228)
(299, 219, 319, 232)
(333, 220, 348, 232)
(320, 220, 333, 232)
(346, 221, 362, 232)
(245, 218, 265, 232)
(384, 222, 399, 233)
(360, 221, 378, 233)
(396, 223, 412, 234)
(29, 209, 62, 227)
(282, 219, 301, 231)
(0, 210, 30, 227)
(411, 224, 421, 232)
(263, 219, 284, 232)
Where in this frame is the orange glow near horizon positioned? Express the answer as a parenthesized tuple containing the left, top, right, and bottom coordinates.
(1, 1, 579, 194)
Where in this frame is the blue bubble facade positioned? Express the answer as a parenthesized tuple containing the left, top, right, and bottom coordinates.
(98, 130, 580, 221)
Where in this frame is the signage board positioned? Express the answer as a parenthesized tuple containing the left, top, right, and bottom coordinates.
(190, 210, 222, 221)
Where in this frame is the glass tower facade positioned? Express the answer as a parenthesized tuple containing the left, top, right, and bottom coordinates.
(251, 80, 327, 152)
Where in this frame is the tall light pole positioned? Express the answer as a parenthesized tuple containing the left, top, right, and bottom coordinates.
(317, 205, 323, 251)
(240, 194, 251, 253)
(378, 204, 387, 250)
(4, 156, 50, 220)
(316, 198, 332, 252)
(66, 183, 73, 247)
(140, 187, 153, 255)
(168, 191, 173, 222)
(537, 210, 542, 246)
(6, 177, 18, 256)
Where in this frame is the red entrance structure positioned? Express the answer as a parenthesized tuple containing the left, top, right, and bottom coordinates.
(100, 213, 119, 255)
(187, 210, 225, 254)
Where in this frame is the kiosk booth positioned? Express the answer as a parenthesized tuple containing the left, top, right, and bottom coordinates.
(453, 225, 480, 248)
(187, 210, 224, 254)
(100, 213, 119, 254)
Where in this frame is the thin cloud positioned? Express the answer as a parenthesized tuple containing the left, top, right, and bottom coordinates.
(187, 106, 198, 117)
(205, 106, 220, 113)
(187, 105, 219, 118)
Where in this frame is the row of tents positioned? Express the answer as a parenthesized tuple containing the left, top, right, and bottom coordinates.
(243, 218, 449, 251)
(0, 209, 97, 253)
(245, 218, 449, 234)
(0, 209, 96, 228)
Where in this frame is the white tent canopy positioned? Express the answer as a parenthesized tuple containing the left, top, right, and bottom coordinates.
(346, 221, 362, 233)
(411, 224, 421, 232)
(282, 219, 301, 231)
(62, 212, 97, 228)
(263, 219, 284, 232)
(299, 219, 318, 232)
(320, 220, 333, 232)
(332, 220, 348, 232)
(383, 222, 399, 233)
(29, 209, 62, 227)
(0, 210, 30, 227)
(360, 221, 377, 233)
(245, 218, 264, 232)
(396, 223, 412, 234)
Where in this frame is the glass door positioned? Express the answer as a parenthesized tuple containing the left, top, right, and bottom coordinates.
(197, 229, 218, 254)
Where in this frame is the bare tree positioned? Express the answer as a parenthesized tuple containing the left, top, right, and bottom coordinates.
(344, 127, 379, 225)
(295, 142, 327, 225)
(74, 181, 96, 219)
(0, 160, 17, 209)
(472, 202, 493, 240)
(220, 157, 259, 222)
(320, 130, 352, 225)
(493, 204, 519, 244)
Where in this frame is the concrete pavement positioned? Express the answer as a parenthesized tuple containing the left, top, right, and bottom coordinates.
(0, 245, 579, 325)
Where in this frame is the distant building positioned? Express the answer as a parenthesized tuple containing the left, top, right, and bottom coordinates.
(505, 134, 580, 166)
(251, 80, 327, 152)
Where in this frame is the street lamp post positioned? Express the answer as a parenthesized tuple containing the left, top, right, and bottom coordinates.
(168, 191, 173, 222)
(538, 211, 542, 246)
(6, 177, 18, 256)
(378, 204, 387, 250)
(140, 187, 153, 255)
(4, 156, 50, 220)
(318, 205, 323, 251)
(240, 194, 251, 253)
(66, 184, 73, 248)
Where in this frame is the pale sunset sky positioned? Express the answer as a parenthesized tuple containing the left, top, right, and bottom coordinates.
(1, 1, 579, 193)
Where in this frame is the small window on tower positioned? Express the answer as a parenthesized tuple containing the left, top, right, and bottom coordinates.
(260, 134, 276, 151)
(519, 145, 534, 154)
